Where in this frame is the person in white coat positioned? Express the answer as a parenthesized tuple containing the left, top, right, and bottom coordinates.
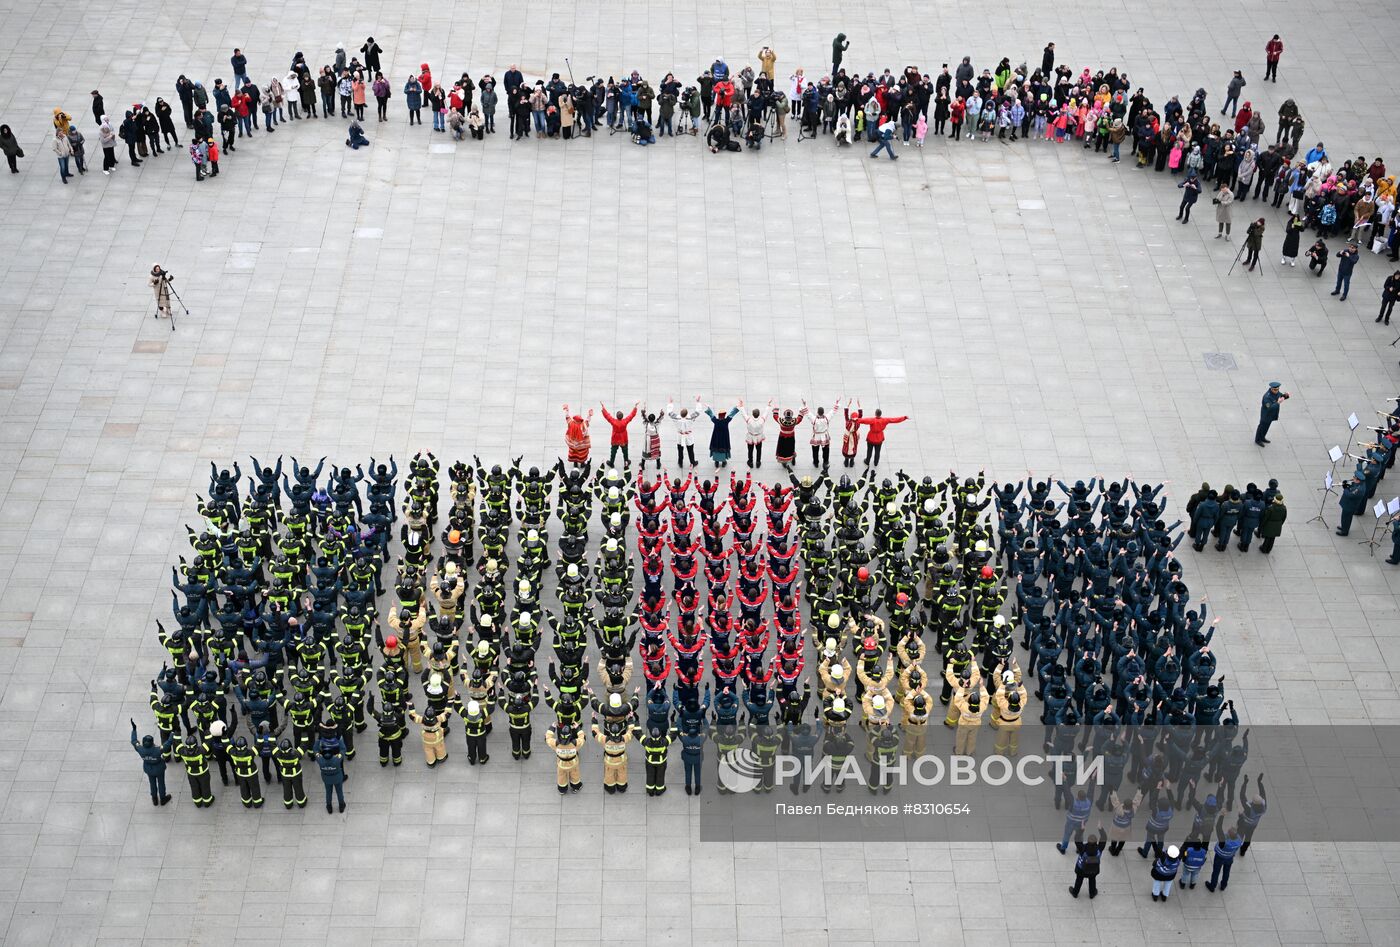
(666, 397, 702, 468)
(810, 401, 837, 470)
(743, 405, 767, 469)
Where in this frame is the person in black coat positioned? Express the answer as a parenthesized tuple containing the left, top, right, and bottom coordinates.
(90, 90, 105, 125)
(1042, 43, 1055, 76)
(1070, 823, 1107, 898)
(119, 110, 142, 166)
(154, 98, 180, 148)
(176, 76, 195, 127)
(361, 38, 382, 73)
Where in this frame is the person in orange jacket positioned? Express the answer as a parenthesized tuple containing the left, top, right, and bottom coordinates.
(205, 137, 220, 176)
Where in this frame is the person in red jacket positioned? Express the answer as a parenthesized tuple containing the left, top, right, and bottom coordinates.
(713, 79, 735, 126)
(855, 410, 907, 466)
(601, 402, 639, 466)
(1264, 35, 1283, 83)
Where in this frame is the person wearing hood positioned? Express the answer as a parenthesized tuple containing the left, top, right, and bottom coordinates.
(832, 33, 849, 76)
(478, 75, 497, 133)
(0, 125, 23, 173)
(96, 116, 116, 172)
(334, 42, 347, 75)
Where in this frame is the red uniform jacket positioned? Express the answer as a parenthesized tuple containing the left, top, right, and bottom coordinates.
(602, 407, 637, 446)
(855, 415, 907, 444)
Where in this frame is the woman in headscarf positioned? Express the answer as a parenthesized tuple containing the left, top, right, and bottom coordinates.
(561, 405, 593, 465)
(0, 125, 23, 173)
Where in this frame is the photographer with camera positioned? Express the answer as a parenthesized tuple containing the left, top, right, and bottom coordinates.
(149, 265, 173, 320)
(706, 121, 735, 154)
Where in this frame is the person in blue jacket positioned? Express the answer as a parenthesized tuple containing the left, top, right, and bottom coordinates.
(1179, 836, 1209, 888)
(1149, 841, 1181, 901)
(131, 719, 173, 805)
(318, 746, 347, 813)
(402, 75, 423, 125)
(1205, 813, 1243, 891)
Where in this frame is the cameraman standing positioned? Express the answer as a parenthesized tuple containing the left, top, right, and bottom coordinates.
(149, 265, 173, 320)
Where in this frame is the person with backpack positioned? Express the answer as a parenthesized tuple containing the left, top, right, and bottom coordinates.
(1069, 823, 1107, 898)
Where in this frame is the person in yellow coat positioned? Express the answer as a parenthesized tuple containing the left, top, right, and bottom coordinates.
(943, 660, 982, 726)
(546, 721, 586, 793)
(389, 603, 426, 672)
(948, 679, 988, 756)
(989, 665, 1028, 756)
(819, 653, 852, 700)
(592, 717, 638, 793)
(405, 696, 453, 766)
(899, 686, 933, 756)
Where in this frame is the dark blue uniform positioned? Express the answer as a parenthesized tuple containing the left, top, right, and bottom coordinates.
(131, 724, 172, 804)
(318, 750, 346, 812)
(1336, 479, 1368, 536)
(1254, 386, 1287, 444)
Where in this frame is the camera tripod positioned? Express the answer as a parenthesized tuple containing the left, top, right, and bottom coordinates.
(155, 275, 190, 331)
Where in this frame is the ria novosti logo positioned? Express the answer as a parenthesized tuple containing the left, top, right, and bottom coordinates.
(718, 751, 1103, 793)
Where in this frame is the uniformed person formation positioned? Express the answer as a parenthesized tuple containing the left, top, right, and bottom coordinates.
(133, 419, 1258, 888)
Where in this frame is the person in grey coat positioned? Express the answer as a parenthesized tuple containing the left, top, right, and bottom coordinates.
(1220, 71, 1246, 116)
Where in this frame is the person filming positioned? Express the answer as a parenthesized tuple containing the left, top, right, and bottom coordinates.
(149, 264, 173, 320)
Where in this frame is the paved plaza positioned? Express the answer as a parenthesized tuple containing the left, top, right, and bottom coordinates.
(2, 0, 1400, 943)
